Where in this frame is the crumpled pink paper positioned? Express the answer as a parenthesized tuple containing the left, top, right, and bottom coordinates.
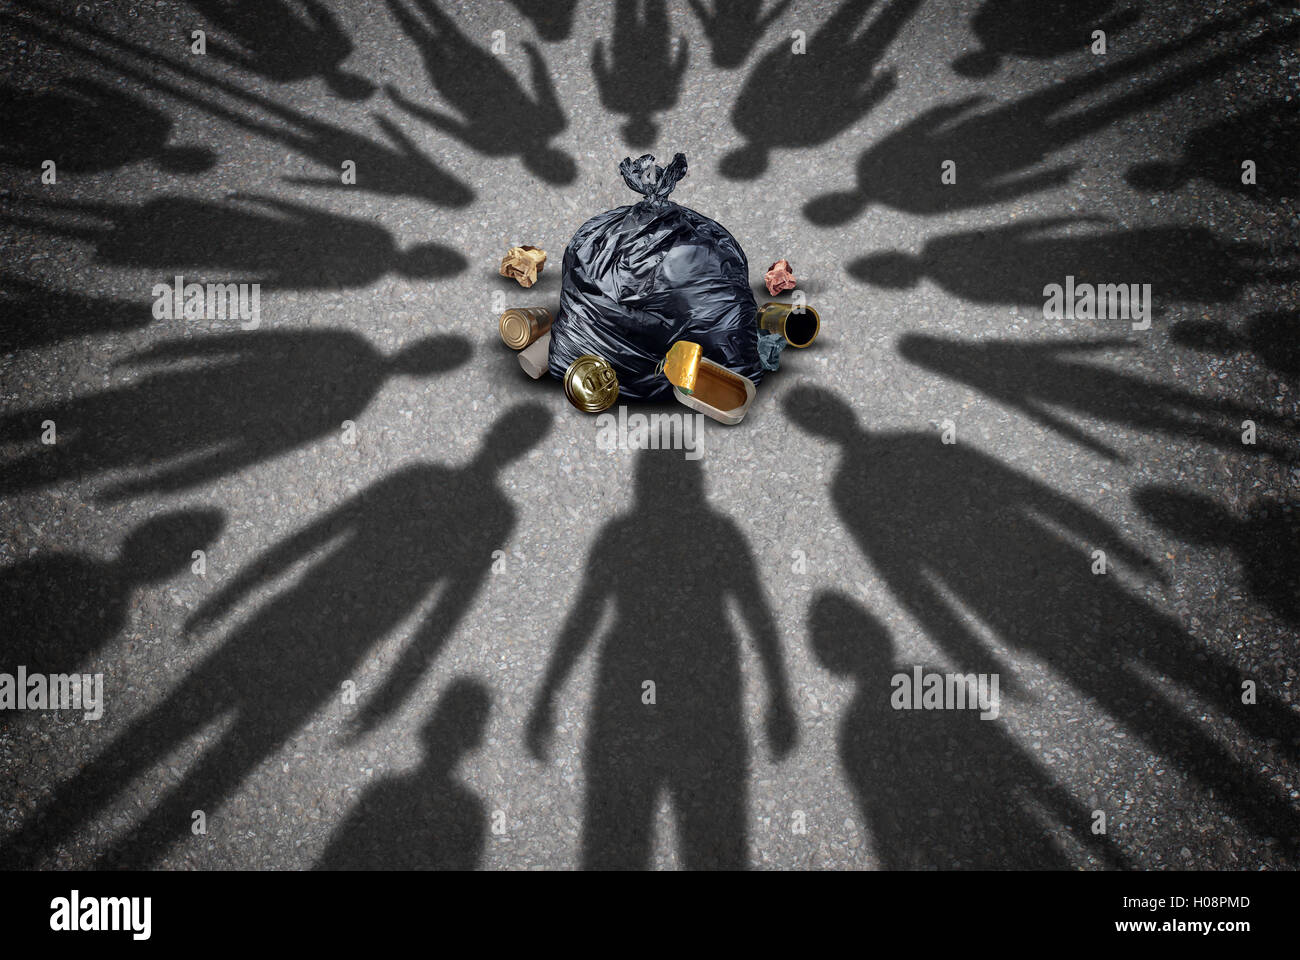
(499, 245, 547, 288)
(764, 259, 796, 296)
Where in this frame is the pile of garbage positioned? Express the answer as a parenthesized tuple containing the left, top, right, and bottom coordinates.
(495, 153, 820, 424)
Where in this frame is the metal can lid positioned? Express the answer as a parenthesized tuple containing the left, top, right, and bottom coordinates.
(499, 309, 531, 350)
(563, 354, 620, 413)
(659, 340, 702, 394)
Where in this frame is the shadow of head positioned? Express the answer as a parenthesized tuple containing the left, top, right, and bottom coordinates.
(951, 49, 1000, 78)
(1244, 311, 1300, 375)
(897, 333, 977, 377)
(1124, 160, 1187, 192)
(388, 335, 474, 376)
(157, 145, 219, 174)
(475, 404, 554, 471)
(1133, 486, 1234, 546)
(719, 145, 768, 180)
(419, 677, 492, 756)
(511, 0, 578, 41)
(120, 508, 225, 584)
(397, 243, 470, 279)
(785, 385, 858, 445)
(1169, 318, 1239, 355)
(1174, 312, 1300, 375)
(524, 146, 578, 185)
(848, 250, 923, 288)
(809, 591, 893, 679)
(633, 446, 705, 501)
(621, 116, 658, 149)
(326, 69, 378, 102)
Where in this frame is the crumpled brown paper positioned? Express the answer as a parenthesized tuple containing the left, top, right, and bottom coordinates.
(764, 258, 796, 296)
(499, 245, 548, 288)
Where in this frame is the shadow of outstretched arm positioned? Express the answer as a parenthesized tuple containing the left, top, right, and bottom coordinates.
(187, 498, 359, 632)
(732, 544, 796, 760)
(526, 572, 608, 761)
(349, 573, 484, 738)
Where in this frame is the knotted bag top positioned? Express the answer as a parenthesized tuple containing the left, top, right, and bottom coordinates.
(618, 152, 688, 203)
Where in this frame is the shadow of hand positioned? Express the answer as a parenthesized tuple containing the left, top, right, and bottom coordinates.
(766, 698, 797, 761)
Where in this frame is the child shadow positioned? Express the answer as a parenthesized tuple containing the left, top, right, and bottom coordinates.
(810, 592, 1129, 869)
(315, 678, 492, 870)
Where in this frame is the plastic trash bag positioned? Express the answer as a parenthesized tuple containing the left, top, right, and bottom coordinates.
(548, 153, 762, 401)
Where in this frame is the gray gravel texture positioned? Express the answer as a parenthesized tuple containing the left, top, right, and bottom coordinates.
(0, 0, 1297, 871)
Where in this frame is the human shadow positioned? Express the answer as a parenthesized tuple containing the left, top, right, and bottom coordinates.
(1171, 311, 1299, 380)
(897, 332, 1297, 462)
(505, 0, 580, 42)
(0, 406, 552, 869)
(1126, 98, 1299, 203)
(687, 0, 791, 69)
(1137, 487, 1300, 630)
(785, 386, 1300, 849)
(850, 219, 1299, 307)
(2, 5, 474, 208)
(0, 328, 472, 500)
(0, 274, 150, 353)
(383, 0, 576, 184)
(805, 9, 1298, 221)
(953, 0, 1139, 77)
(189, 0, 375, 100)
(810, 592, 1129, 869)
(0, 77, 215, 175)
(721, 0, 921, 179)
(314, 678, 491, 870)
(592, 0, 689, 147)
(1, 510, 224, 679)
(526, 450, 797, 869)
(2, 194, 467, 290)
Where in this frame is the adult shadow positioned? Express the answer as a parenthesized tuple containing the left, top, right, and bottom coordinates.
(1, 510, 224, 678)
(2, 194, 467, 290)
(0, 274, 150, 353)
(0, 328, 472, 500)
(1137, 487, 1300, 630)
(526, 449, 797, 869)
(0, 77, 215, 174)
(505, 0, 580, 42)
(897, 333, 1297, 462)
(0, 406, 552, 869)
(2, 5, 474, 209)
(805, 9, 1298, 222)
(1171, 310, 1299, 381)
(687, 0, 791, 69)
(850, 219, 1299, 307)
(810, 592, 1129, 869)
(1126, 98, 1299, 204)
(592, 0, 689, 147)
(785, 386, 1300, 850)
(953, 0, 1139, 77)
(720, 0, 921, 180)
(383, 0, 576, 184)
(314, 678, 491, 870)
(189, 0, 375, 100)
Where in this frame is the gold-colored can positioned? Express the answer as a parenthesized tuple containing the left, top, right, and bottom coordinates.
(499, 306, 554, 350)
(563, 354, 620, 413)
(757, 301, 821, 348)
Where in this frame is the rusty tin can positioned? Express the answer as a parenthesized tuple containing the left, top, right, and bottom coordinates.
(757, 301, 821, 348)
(499, 306, 554, 350)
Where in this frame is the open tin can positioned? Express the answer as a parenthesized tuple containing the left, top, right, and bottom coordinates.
(757, 301, 820, 348)
(656, 340, 756, 425)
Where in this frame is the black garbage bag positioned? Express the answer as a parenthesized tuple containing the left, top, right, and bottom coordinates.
(548, 153, 762, 401)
